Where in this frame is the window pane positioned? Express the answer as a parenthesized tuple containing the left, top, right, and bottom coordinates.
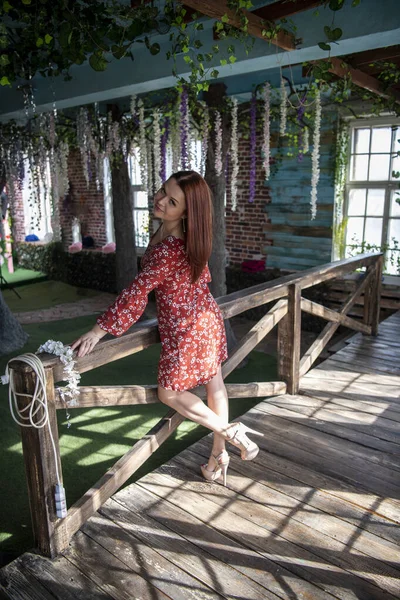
(350, 154, 368, 181)
(391, 154, 400, 180)
(129, 150, 142, 185)
(348, 189, 366, 215)
(371, 127, 392, 153)
(368, 154, 390, 181)
(388, 218, 400, 244)
(352, 128, 370, 153)
(364, 217, 383, 247)
(346, 217, 364, 246)
(135, 191, 148, 208)
(390, 190, 400, 217)
(366, 189, 385, 216)
(385, 249, 400, 275)
(134, 209, 150, 247)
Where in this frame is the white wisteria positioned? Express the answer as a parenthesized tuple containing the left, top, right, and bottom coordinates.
(230, 98, 239, 211)
(310, 89, 322, 220)
(262, 82, 271, 180)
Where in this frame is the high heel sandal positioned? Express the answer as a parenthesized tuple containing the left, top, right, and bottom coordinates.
(200, 450, 230, 486)
(226, 422, 263, 461)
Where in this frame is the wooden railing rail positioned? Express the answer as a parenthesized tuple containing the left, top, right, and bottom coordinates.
(9, 252, 383, 558)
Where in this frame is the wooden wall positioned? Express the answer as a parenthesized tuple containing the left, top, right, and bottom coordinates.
(264, 114, 337, 271)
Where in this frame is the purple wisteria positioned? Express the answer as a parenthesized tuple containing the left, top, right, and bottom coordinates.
(160, 117, 170, 182)
(180, 87, 190, 170)
(249, 91, 257, 203)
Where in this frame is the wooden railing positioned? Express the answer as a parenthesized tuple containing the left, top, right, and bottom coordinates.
(9, 252, 383, 558)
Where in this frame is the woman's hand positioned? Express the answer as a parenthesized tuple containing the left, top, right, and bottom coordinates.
(70, 330, 103, 358)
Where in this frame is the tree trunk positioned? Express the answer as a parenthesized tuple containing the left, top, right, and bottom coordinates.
(203, 84, 237, 352)
(111, 159, 137, 292)
(0, 290, 29, 356)
(109, 105, 137, 293)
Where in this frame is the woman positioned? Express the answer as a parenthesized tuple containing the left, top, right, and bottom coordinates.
(71, 170, 262, 486)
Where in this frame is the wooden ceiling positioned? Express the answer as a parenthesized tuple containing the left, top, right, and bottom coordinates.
(135, 0, 400, 104)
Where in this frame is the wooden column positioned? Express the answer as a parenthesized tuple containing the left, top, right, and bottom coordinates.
(10, 362, 68, 557)
(364, 256, 383, 336)
(277, 284, 301, 394)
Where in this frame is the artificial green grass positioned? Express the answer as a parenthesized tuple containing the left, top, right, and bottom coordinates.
(0, 263, 47, 287)
(0, 312, 277, 566)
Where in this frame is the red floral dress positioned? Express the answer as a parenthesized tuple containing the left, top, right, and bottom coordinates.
(96, 235, 228, 391)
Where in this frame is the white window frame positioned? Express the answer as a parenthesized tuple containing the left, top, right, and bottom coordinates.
(22, 157, 53, 240)
(343, 116, 400, 278)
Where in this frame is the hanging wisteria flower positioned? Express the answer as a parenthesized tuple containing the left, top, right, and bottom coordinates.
(171, 107, 181, 173)
(230, 99, 239, 211)
(200, 104, 209, 176)
(214, 110, 223, 176)
(130, 95, 137, 118)
(77, 107, 90, 188)
(147, 138, 153, 197)
(280, 77, 288, 137)
(249, 91, 257, 203)
(262, 82, 271, 180)
(180, 87, 190, 170)
(138, 99, 148, 192)
(152, 108, 162, 192)
(310, 88, 322, 220)
(37, 340, 81, 408)
(160, 117, 170, 183)
(303, 126, 310, 154)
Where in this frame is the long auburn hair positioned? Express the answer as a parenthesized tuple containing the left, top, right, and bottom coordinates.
(172, 170, 213, 283)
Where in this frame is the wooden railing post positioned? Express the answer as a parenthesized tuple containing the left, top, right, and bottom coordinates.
(363, 256, 383, 336)
(10, 361, 69, 557)
(277, 284, 301, 395)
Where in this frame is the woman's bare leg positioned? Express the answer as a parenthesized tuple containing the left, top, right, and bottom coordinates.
(204, 367, 229, 457)
(157, 384, 229, 436)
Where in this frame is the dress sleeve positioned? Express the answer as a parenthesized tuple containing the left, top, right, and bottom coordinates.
(96, 239, 183, 337)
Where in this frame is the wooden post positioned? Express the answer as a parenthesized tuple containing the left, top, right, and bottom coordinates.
(364, 256, 383, 336)
(10, 362, 69, 557)
(277, 284, 301, 394)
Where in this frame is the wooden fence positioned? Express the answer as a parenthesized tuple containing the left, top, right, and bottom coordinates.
(9, 252, 383, 558)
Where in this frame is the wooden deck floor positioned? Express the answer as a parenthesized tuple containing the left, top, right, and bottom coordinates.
(1, 313, 400, 600)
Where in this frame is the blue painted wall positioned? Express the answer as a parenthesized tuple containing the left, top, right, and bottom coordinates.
(264, 110, 337, 271)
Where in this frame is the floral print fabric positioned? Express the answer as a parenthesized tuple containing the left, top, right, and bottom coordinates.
(97, 235, 228, 391)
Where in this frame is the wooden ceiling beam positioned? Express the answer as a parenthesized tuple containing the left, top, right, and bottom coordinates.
(251, 0, 325, 22)
(181, 0, 296, 51)
(347, 45, 400, 68)
(327, 57, 400, 102)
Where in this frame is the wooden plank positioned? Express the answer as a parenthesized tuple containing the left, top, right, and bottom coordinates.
(278, 284, 301, 394)
(365, 257, 384, 335)
(263, 223, 332, 239)
(301, 297, 372, 334)
(325, 352, 400, 376)
(191, 436, 400, 543)
(252, 0, 324, 21)
(183, 0, 296, 50)
(176, 446, 400, 568)
(299, 269, 374, 376)
(327, 57, 400, 103)
(55, 381, 287, 408)
(122, 480, 346, 600)
(14, 552, 114, 600)
(61, 409, 184, 542)
(39, 319, 160, 383)
(247, 407, 400, 492)
(307, 361, 400, 393)
(0, 560, 58, 600)
(98, 496, 282, 600)
(138, 468, 400, 598)
(64, 530, 170, 600)
(80, 511, 224, 600)
(8, 365, 68, 557)
(255, 397, 400, 467)
(222, 299, 287, 378)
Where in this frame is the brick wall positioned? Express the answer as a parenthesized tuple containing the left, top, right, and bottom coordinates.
(9, 184, 25, 243)
(59, 149, 107, 249)
(225, 133, 271, 267)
